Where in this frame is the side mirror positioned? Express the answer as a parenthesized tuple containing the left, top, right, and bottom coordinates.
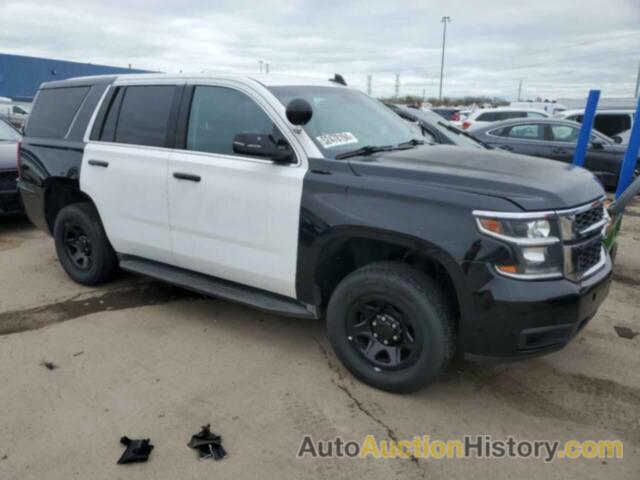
(232, 133, 294, 163)
(591, 139, 605, 150)
(286, 98, 313, 126)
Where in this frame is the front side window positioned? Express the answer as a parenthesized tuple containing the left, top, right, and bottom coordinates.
(186, 86, 280, 157)
(477, 112, 501, 122)
(504, 124, 544, 140)
(526, 111, 546, 118)
(113, 85, 175, 147)
(550, 125, 579, 142)
(268, 86, 415, 159)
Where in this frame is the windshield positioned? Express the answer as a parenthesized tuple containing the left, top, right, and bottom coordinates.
(269, 86, 416, 159)
(0, 119, 21, 142)
(404, 107, 485, 149)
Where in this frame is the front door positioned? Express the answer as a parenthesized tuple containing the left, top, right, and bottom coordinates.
(168, 84, 306, 298)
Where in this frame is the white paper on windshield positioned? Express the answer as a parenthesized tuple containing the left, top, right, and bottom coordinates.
(316, 132, 358, 149)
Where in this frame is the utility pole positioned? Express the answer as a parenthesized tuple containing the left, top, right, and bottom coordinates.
(259, 60, 263, 74)
(367, 74, 372, 96)
(265, 63, 270, 74)
(635, 62, 640, 99)
(394, 74, 400, 99)
(438, 16, 451, 101)
(517, 79, 523, 101)
(422, 88, 426, 105)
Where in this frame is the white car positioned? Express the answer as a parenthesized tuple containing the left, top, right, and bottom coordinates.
(461, 108, 549, 130)
(557, 109, 634, 138)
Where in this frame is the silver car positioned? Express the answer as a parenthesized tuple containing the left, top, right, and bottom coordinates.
(0, 118, 23, 215)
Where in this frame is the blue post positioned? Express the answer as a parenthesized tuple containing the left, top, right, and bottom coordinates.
(573, 90, 600, 167)
(615, 96, 640, 198)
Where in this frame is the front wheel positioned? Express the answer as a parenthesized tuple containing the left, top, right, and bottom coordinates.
(326, 262, 454, 393)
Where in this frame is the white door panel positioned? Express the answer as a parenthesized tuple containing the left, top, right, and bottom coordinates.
(81, 142, 173, 264)
(169, 151, 304, 298)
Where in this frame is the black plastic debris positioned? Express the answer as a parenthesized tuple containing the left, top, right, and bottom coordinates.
(614, 326, 639, 339)
(117, 436, 154, 464)
(187, 424, 227, 460)
(41, 361, 57, 370)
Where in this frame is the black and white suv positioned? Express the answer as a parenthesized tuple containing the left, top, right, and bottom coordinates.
(19, 73, 613, 392)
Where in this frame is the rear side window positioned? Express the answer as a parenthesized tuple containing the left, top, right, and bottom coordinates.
(476, 112, 501, 122)
(112, 85, 176, 147)
(26, 86, 89, 139)
(504, 124, 544, 140)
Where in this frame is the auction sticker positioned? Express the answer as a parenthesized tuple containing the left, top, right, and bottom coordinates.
(316, 132, 358, 149)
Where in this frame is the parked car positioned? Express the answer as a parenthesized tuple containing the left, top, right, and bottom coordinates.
(461, 107, 550, 130)
(386, 104, 487, 149)
(557, 109, 634, 137)
(0, 118, 23, 215)
(470, 118, 638, 189)
(19, 73, 612, 393)
(430, 107, 461, 122)
(0, 101, 30, 130)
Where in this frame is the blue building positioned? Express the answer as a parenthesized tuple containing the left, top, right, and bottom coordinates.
(0, 53, 151, 101)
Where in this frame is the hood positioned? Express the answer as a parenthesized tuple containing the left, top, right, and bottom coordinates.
(348, 145, 604, 211)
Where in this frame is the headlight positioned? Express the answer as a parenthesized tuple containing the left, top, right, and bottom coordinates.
(473, 211, 563, 280)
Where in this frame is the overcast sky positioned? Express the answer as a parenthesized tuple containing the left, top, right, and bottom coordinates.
(1, 0, 639, 100)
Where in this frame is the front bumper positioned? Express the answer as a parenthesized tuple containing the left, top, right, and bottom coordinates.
(463, 252, 612, 359)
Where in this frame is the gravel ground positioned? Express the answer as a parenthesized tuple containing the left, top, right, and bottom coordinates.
(0, 197, 639, 479)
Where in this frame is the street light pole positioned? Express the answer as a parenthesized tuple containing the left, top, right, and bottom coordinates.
(438, 16, 451, 102)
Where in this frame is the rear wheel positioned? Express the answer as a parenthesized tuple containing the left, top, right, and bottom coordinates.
(54, 202, 119, 286)
(326, 262, 454, 393)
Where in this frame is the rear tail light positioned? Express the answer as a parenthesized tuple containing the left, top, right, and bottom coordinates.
(462, 121, 472, 129)
(451, 112, 460, 122)
(17, 141, 22, 178)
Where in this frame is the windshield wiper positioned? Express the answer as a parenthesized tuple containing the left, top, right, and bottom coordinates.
(335, 145, 393, 160)
(397, 138, 425, 148)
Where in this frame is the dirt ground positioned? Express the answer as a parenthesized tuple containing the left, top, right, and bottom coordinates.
(1, 198, 639, 479)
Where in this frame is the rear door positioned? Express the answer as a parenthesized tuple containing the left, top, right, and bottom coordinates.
(167, 83, 306, 298)
(82, 83, 181, 264)
(486, 123, 548, 157)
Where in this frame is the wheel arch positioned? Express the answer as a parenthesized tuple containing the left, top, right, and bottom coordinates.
(298, 226, 467, 323)
(43, 178, 97, 234)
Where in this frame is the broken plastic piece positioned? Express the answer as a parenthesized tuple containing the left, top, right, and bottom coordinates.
(117, 436, 154, 464)
(187, 424, 227, 460)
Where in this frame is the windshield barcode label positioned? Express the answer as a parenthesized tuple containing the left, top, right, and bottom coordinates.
(316, 132, 358, 149)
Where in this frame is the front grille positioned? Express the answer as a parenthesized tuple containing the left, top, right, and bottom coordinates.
(0, 170, 18, 191)
(575, 237, 603, 275)
(574, 204, 604, 233)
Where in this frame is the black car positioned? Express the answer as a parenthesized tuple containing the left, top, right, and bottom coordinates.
(386, 104, 487, 149)
(19, 74, 612, 393)
(470, 118, 638, 190)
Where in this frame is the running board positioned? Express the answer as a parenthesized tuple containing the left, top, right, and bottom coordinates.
(119, 256, 317, 319)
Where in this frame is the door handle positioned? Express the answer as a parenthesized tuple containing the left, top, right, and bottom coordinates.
(173, 172, 201, 182)
(552, 148, 568, 154)
(499, 145, 513, 151)
(88, 160, 109, 168)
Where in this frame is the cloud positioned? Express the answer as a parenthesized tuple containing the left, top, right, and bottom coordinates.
(1, 0, 639, 99)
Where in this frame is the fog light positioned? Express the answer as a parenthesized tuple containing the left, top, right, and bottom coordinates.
(523, 247, 546, 263)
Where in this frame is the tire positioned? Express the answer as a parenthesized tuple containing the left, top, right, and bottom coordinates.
(53, 202, 119, 286)
(326, 261, 454, 393)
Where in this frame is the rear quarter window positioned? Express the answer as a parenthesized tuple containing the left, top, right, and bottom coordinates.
(26, 86, 90, 139)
